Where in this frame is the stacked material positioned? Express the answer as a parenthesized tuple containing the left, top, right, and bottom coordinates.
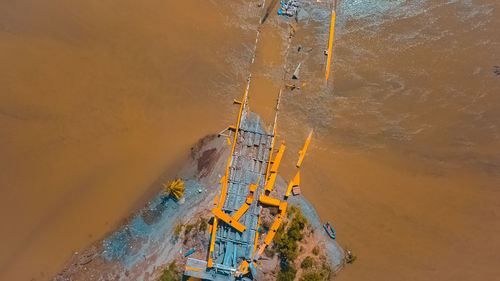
(277, 0, 299, 18)
(292, 186, 301, 196)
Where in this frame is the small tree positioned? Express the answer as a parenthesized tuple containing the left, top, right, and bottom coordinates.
(277, 263, 297, 281)
(300, 256, 314, 269)
(163, 179, 185, 200)
(157, 260, 181, 281)
(198, 218, 208, 232)
(184, 224, 194, 239)
(173, 222, 183, 238)
(312, 246, 320, 256)
(299, 272, 323, 281)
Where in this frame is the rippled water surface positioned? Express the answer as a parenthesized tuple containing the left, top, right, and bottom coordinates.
(1, 0, 499, 280)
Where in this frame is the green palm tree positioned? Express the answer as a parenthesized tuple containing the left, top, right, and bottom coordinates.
(163, 179, 185, 200)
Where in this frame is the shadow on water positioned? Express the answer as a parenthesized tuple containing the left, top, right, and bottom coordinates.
(261, 0, 279, 24)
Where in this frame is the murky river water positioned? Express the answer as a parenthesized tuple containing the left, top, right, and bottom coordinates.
(1, 0, 499, 280)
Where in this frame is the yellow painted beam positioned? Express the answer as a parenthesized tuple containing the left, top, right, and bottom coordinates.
(325, 10, 336, 80)
(219, 175, 226, 184)
(217, 87, 249, 208)
(249, 183, 257, 193)
(252, 216, 261, 259)
(263, 201, 288, 246)
(286, 180, 294, 198)
(208, 80, 249, 269)
(212, 207, 247, 232)
(264, 126, 277, 181)
(279, 201, 288, 213)
(217, 175, 228, 207)
(207, 217, 218, 268)
(246, 195, 253, 205)
(264, 213, 284, 245)
(264, 144, 286, 192)
(232, 203, 250, 222)
(259, 195, 281, 207)
(247, 182, 258, 203)
(285, 170, 300, 197)
(237, 260, 250, 276)
(296, 131, 313, 168)
(264, 172, 277, 192)
(257, 244, 266, 256)
(270, 144, 286, 173)
(185, 266, 201, 272)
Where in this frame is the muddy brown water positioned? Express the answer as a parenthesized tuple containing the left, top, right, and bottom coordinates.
(1, 0, 499, 280)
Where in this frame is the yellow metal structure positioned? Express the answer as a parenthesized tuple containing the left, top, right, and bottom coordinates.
(259, 194, 281, 207)
(252, 216, 261, 258)
(264, 144, 285, 192)
(264, 173, 277, 192)
(207, 217, 218, 268)
(247, 183, 257, 204)
(264, 126, 277, 181)
(232, 203, 250, 222)
(270, 144, 286, 173)
(325, 9, 336, 80)
(238, 260, 250, 276)
(211, 207, 247, 233)
(263, 201, 287, 246)
(286, 170, 300, 197)
(216, 179, 229, 207)
(232, 180, 259, 222)
(296, 131, 312, 168)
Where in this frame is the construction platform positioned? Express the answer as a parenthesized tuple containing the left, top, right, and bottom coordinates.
(185, 109, 274, 280)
